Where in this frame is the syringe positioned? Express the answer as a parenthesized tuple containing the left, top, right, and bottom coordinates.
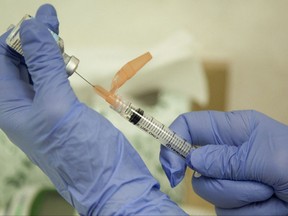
(95, 85, 197, 159)
(91, 52, 198, 159)
(92, 52, 199, 159)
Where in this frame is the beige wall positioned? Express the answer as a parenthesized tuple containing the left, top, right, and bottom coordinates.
(2, 0, 287, 123)
(190, 1, 288, 124)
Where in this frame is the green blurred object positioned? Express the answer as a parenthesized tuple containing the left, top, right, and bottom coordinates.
(0, 130, 53, 209)
(4, 187, 76, 215)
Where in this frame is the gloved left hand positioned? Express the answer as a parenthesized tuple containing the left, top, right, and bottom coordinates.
(0, 4, 187, 215)
(160, 111, 288, 215)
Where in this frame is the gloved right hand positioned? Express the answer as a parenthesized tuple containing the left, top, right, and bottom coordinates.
(0, 4, 187, 215)
(160, 110, 288, 215)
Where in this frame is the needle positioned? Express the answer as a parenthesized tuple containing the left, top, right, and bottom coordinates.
(75, 71, 95, 87)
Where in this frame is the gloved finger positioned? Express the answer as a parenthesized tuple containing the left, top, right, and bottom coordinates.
(187, 144, 247, 180)
(159, 116, 192, 187)
(160, 145, 186, 187)
(35, 4, 59, 34)
(215, 196, 288, 216)
(174, 111, 253, 147)
(19, 19, 76, 107)
(0, 30, 24, 80)
(0, 80, 33, 134)
(0, 4, 59, 83)
(22, 4, 60, 86)
(192, 175, 273, 208)
(0, 31, 33, 107)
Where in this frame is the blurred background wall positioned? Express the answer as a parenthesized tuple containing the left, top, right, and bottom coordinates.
(1, 0, 288, 215)
(2, 0, 288, 123)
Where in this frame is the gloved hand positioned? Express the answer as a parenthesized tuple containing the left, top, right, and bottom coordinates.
(160, 110, 288, 215)
(0, 4, 187, 215)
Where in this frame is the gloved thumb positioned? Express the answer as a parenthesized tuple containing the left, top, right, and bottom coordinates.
(188, 144, 246, 180)
(35, 4, 59, 34)
(19, 18, 76, 108)
(160, 145, 187, 187)
(160, 113, 195, 187)
(20, 18, 68, 90)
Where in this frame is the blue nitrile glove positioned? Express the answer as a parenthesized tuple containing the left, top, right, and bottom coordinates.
(160, 110, 288, 215)
(0, 4, 187, 215)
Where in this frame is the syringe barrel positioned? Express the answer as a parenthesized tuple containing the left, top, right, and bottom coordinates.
(111, 97, 195, 158)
